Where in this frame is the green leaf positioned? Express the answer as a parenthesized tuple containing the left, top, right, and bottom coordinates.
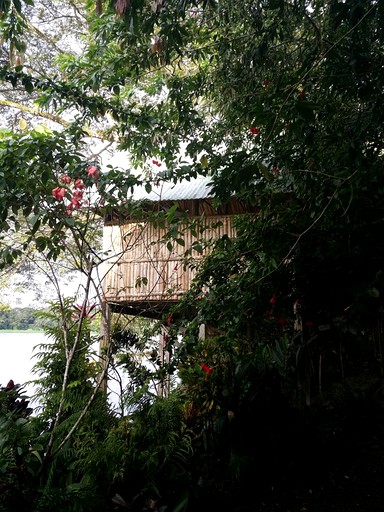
(28, 214, 39, 226)
(166, 204, 178, 223)
(15, 417, 28, 426)
(35, 236, 47, 251)
(367, 287, 380, 298)
(170, 489, 189, 512)
(67, 380, 81, 388)
(24, 81, 34, 94)
(18, 118, 28, 130)
(0, 1, 11, 13)
(32, 125, 52, 135)
(192, 242, 203, 254)
(12, 0, 22, 12)
(30, 450, 42, 464)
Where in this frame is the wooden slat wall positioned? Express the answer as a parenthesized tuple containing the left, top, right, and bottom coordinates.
(102, 215, 236, 305)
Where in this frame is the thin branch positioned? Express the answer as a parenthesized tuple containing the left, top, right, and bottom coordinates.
(0, 98, 117, 141)
(22, 18, 68, 56)
(51, 340, 113, 457)
(0, 98, 70, 127)
(265, 1, 379, 143)
(40, 261, 94, 470)
(252, 170, 358, 287)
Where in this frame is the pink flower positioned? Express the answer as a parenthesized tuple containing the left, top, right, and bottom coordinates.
(87, 165, 100, 179)
(249, 127, 260, 136)
(60, 174, 71, 184)
(74, 178, 85, 190)
(69, 198, 82, 210)
(52, 187, 66, 201)
(72, 190, 84, 201)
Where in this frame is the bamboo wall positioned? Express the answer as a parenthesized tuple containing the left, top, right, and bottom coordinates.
(102, 215, 236, 310)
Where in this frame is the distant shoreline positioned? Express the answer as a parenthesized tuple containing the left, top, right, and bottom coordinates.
(0, 330, 44, 333)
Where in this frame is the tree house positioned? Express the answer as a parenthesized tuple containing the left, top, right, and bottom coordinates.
(101, 176, 250, 320)
(100, 176, 253, 396)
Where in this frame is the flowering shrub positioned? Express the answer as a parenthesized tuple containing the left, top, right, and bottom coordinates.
(52, 164, 100, 215)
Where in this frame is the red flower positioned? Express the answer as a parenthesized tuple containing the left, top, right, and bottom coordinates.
(269, 295, 277, 305)
(299, 90, 305, 99)
(152, 159, 161, 167)
(69, 197, 82, 210)
(263, 79, 269, 88)
(278, 317, 287, 326)
(272, 166, 280, 175)
(167, 315, 172, 326)
(249, 127, 260, 135)
(87, 165, 100, 179)
(72, 302, 97, 321)
(74, 178, 85, 190)
(201, 363, 213, 376)
(52, 187, 66, 201)
(305, 320, 315, 328)
(72, 190, 84, 201)
(60, 174, 71, 184)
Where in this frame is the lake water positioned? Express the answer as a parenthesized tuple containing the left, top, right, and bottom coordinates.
(0, 332, 46, 395)
(0, 331, 125, 410)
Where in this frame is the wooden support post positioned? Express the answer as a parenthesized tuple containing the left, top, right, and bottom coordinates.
(99, 300, 111, 392)
(157, 325, 170, 398)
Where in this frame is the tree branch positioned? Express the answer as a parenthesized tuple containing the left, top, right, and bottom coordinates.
(0, 98, 71, 127)
(0, 98, 116, 141)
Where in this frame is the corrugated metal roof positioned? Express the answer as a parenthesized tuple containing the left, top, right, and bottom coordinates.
(132, 176, 214, 202)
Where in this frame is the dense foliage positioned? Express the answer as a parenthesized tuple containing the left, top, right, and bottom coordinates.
(0, 0, 384, 511)
(0, 307, 41, 330)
